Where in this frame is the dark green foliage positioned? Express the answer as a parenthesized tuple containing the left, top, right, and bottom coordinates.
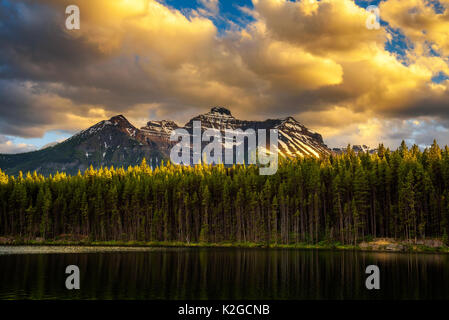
(1, 141, 449, 244)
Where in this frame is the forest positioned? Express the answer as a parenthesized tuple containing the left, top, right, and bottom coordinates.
(1, 140, 449, 245)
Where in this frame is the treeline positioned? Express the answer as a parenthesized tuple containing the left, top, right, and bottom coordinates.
(1, 141, 449, 245)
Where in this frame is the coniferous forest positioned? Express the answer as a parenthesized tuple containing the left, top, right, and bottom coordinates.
(1, 141, 449, 245)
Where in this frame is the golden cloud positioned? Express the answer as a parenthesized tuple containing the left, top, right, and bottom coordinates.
(1, 0, 449, 148)
(381, 0, 449, 56)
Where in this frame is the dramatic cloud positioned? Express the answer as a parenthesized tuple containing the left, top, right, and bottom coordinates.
(1, 0, 449, 150)
(381, 0, 449, 56)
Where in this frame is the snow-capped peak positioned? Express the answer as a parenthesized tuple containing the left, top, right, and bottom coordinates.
(70, 115, 138, 140)
(141, 120, 179, 135)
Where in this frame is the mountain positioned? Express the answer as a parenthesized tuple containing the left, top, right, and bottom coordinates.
(332, 144, 378, 154)
(0, 115, 168, 176)
(184, 107, 329, 158)
(0, 107, 331, 175)
(39, 141, 60, 150)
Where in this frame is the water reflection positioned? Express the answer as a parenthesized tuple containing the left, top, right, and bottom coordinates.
(0, 247, 448, 300)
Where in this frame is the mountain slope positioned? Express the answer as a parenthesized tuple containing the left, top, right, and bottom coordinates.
(0, 107, 331, 175)
(0, 115, 166, 175)
(183, 107, 329, 158)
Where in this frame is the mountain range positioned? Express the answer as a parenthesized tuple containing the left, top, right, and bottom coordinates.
(0, 107, 331, 175)
(332, 145, 378, 155)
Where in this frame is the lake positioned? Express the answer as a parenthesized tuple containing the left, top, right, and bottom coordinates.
(0, 246, 448, 300)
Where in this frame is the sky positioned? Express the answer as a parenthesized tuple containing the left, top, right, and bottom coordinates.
(1, 0, 449, 153)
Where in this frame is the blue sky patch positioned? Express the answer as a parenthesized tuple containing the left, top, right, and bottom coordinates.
(9, 130, 73, 149)
(432, 71, 449, 84)
(160, 0, 254, 32)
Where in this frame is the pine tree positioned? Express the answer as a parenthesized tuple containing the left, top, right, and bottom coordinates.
(1, 144, 449, 245)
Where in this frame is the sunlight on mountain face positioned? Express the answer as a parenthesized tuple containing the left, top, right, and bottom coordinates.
(3, 1, 449, 305)
(1, 0, 449, 151)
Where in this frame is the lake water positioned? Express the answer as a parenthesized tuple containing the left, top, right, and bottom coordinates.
(0, 246, 448, 300)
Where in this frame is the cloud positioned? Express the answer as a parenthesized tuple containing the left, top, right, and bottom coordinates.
(252, 0, 387, 57)
(1, 0, 449, 149)
(381, 0, 449, 56)
(0, 135, 36, 154)
(198, 0, 220, 16)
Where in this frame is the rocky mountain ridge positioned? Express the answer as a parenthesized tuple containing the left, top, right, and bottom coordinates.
(332, 144, 378, 155)
(0, 107, 331, 175)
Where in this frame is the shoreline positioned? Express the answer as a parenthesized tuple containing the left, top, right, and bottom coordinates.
(0, 238, 448, 253)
